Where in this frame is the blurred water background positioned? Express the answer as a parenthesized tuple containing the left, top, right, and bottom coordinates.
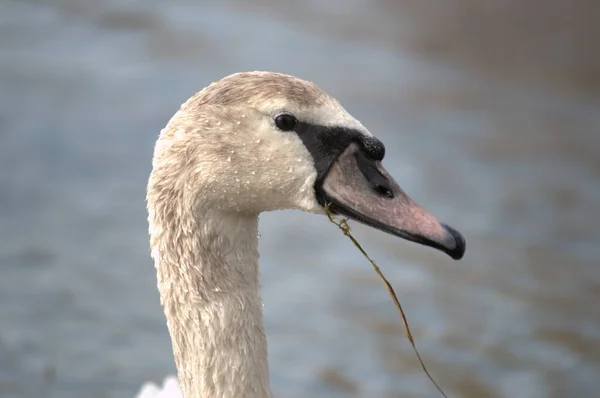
(1, 1, 599, 397)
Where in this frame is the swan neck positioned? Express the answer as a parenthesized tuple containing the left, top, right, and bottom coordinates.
(151, 210, 269, 398)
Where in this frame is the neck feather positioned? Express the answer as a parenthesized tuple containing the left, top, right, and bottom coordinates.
(149, 207, 270, 398)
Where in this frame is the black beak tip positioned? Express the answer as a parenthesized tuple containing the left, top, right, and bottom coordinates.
(441, 223, 466, 260)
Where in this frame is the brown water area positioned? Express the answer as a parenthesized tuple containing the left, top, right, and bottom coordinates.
(0, 1, 598, 397)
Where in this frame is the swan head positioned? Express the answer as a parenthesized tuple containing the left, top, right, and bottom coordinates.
(150, 71, 465, 260)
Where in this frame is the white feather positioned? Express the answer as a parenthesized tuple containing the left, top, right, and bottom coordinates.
(140, 72, 366, 397)
(136, 376, 182, 398)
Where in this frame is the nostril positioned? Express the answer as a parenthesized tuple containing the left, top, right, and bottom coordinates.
(355, 150, 394, 198)
(373, 184, 394, 198)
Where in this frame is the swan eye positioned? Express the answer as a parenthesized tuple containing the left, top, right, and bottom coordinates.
(274, 114, 297, 131)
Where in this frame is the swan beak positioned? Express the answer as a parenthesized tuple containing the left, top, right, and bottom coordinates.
(319, 143, 465, 260)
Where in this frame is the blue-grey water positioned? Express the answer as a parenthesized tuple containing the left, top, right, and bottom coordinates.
(1, 1, 599, 397)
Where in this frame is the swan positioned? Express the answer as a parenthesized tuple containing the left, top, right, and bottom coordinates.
(139, 71, 465, 398)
